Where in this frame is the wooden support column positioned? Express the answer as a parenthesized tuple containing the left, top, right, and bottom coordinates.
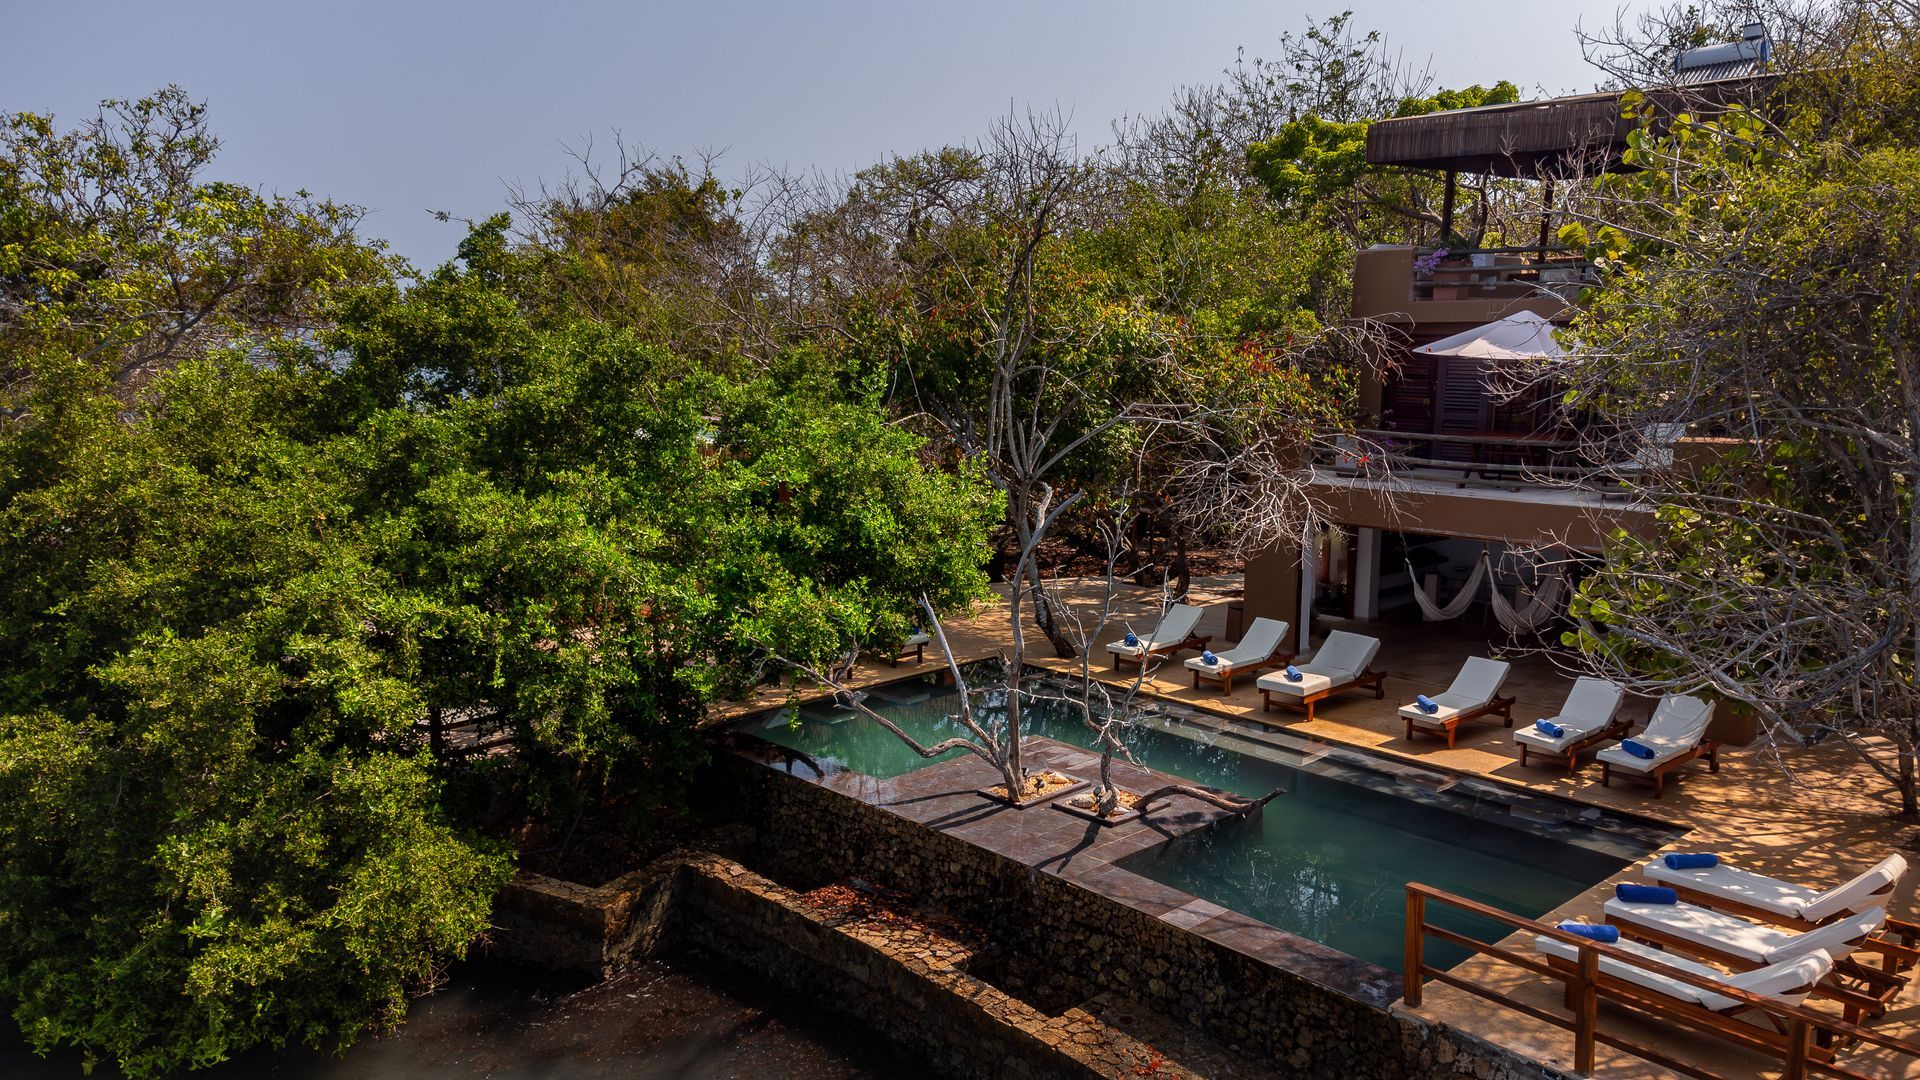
(1440, 170, 1457, 241)
(1403, 889, 1426, 1008)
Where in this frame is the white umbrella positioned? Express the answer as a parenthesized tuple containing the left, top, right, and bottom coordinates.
(1413, 310, 1563, 361)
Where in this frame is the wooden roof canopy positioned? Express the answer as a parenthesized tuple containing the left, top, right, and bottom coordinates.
(1364, 76, 1780, 179)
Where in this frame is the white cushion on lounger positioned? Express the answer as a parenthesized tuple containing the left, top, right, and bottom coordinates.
(1309, 630, 1381, 677)
(1513, 677, 1625, 751)
(1645, 854, 1906, 922)
(1259, 669, 1338, 698)
(1533, 935, 1830, 1012)
(1605, 899, 1885, 965)
(1184, 617, 1289, 675)
(1400, 700, 1468, 725)
(1255, 630, 1380, 698)
(1400, 657, 1510, 727)
(1595, 694, 1712, 772)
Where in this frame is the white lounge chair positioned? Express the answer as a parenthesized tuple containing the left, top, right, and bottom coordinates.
(1512, 677, 1627, 775)
(1605, 897, 1901, 1020)
(1398, 656, 1515, 749)
(1254, 630, 1385, 722)
(1642, 854, 1920, 976)
(1606, 897, 1886, 968)
(1106, 603, 1208, 672)
(1595, 694, 1717, 796)
(1534, 933, 1831, 1015)
(1644, 854, 1907, 929)
(1183, 617, 1291, 694)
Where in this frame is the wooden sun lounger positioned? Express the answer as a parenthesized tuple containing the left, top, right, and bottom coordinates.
(1402, 694, 1518, 748)
(1517, 719, 1633, 776)
(1536, 951, 1845, 1066)
(1259, 669, 1387, 722)
(1189, 650, 1294, 694)
(1112, 631, 1212, 673)
(1600, 739, 1722, 797)
(1652, 878, 1920, 978)
(1605, 910, 1906, 1026)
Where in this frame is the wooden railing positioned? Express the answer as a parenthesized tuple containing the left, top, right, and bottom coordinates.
(1403, 883, 1920, 1079)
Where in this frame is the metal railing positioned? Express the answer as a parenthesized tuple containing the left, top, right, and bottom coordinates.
(1411, 248, 1597, 302)
(1319, 429, 1649, 492)
(1404, 883, 1920, 1080)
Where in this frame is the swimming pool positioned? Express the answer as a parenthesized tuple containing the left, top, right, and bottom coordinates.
(741, 664, 1679, 971)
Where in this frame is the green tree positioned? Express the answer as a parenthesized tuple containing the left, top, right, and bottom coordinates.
(0, 87, 392, 409)
(1248, 81, 1521, 245)
(0, 352, 513, 1076)
(0, 100, 1001, 1076)
(1558, 6, 1920, 815)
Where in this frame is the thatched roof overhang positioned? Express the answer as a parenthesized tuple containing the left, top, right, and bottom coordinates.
(1365, 75, 1781, 179)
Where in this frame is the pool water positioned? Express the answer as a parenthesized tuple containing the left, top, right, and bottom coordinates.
(745, 665, 1679, 972)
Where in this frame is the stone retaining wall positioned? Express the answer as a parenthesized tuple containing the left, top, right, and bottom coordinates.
(710, 751, 1569, 1080)
(488, 751, 1571, 1079)
(492, 858, 679, 979)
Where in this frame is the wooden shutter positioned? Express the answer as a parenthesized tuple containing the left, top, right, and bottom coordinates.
(1432, 358, 1491, 461)
(1381, 349, 1436, 434)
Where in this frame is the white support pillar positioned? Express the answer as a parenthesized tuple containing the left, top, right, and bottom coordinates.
(1354, 527, 1381, 620)
(1297, 535, 1318, 652)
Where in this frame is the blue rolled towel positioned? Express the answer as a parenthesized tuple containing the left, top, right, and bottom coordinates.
(1621, 738, 1658, 760)
(1285, 664, 1302, 682)
(1615, 884, 1678, 905)
(1663, 852, 1719, 870)
(1534, 719, 1565, 738)
(1557, 921, 1620, 943)
(1124, 630, 1139, 647)
(1202, 649, 1219, 666)
(1415, 693, 1440, 714)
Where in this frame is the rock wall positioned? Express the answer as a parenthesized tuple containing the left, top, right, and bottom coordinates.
(492, 857, 679, 979)
(489, 754, 1571, 1079)
(710, 752, 1569, 1080)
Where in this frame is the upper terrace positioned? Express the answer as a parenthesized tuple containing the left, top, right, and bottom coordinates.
(1342, 74, 1778, 506)
(1353, 70, 1778, 331)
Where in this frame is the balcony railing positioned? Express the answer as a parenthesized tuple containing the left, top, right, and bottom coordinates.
(1319, 428, 1651, 494)
(1412, 246, 1598, 303)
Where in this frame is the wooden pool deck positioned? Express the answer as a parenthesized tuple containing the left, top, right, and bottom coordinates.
(711, 576, 1920, 1078)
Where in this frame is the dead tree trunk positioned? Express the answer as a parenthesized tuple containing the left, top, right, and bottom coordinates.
(1135, 783, 1282, 817)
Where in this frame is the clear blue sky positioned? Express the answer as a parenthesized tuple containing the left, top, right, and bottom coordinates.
(2, 1, 1653, 269)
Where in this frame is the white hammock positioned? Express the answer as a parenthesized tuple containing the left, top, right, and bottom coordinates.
(1490, 571, 1567, 634)
(1409, 550, 1489, 622)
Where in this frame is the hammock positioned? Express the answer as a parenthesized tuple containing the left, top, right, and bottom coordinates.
(1409, 549, 1489, 622)
(1490, 570, 1567, 634)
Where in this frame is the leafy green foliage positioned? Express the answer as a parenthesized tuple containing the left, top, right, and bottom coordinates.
(0, 353, 513, 1076)
(1247, 81, 1519, 238)
(1559, 16, 1920, 810)
(0, 97, 1000, 1075)
(0, 87, 394, 407)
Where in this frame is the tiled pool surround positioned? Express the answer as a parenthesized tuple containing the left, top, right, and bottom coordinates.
(739, 666, 1679, 975)
(715, 732, 1591, 1078)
